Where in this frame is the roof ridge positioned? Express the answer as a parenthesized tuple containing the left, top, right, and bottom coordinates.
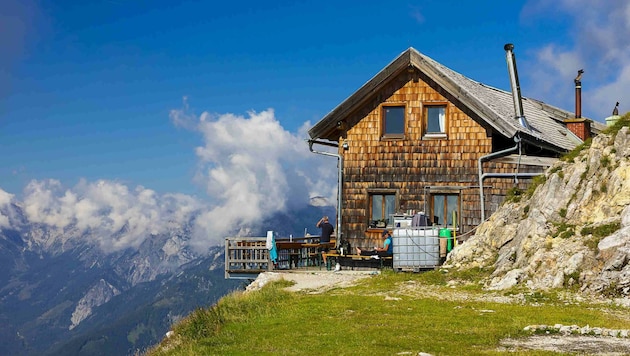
(309, 47, 586, 152)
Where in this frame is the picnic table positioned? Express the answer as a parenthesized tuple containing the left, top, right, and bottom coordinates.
(275, 240, 335, 268)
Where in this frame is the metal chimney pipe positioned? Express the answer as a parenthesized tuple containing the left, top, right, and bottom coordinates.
(504, 44, 524, 119)
(574, 69, 584, 118)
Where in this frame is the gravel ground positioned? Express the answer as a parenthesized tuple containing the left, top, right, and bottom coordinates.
(245, 270, 376, 294)
(498, 335, 630, 355)
(247, 271, 630, 355)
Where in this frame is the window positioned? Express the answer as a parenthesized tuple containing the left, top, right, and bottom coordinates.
(424, 105, 446, 135)
(369, 193, 396, 228)
(431, 194, 459, 227)
(383, 105, 405, 136)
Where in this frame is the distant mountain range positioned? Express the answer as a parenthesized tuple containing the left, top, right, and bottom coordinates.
(0, 200, 334, 355)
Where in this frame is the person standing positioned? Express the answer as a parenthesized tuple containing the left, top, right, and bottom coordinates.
(316, 216, 334, 264)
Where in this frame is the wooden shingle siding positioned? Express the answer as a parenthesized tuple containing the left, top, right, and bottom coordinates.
(340, 71, 542, 246)
(308, 48, 597, 249)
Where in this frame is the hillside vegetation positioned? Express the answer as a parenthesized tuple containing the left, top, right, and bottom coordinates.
(147, 269, 630, 355)
(147, 115, 630, 355)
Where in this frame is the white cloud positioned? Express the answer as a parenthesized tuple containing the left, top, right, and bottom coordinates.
(168, 104, 336, 249)
(0, 188, 13, 206)
(523, 0, 630, 120)
(2, 103, 336, 254)
(21, 179, 206, 252)
(408, 5, 425, 24)
(169, 95, 197, 130)
(0, 188, 14, 228)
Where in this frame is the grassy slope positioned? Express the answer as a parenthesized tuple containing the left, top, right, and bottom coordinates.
(146, 270, 630, 356)
(148, 116, 630, 355)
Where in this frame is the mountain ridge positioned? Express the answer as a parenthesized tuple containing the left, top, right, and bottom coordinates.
(0, 197, 333, 355)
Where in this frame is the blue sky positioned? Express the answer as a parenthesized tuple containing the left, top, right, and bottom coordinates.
(1, 0, 629, 250)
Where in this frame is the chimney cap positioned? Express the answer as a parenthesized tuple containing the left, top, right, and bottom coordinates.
(504, 43, 514, 51)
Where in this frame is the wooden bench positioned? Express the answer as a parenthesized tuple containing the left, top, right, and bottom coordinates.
(322, 253, 393, 270)
(304, 242, 336, 268)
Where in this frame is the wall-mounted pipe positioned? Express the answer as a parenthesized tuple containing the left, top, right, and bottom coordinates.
(479, 172, 539, 222)
(308, 139, 342, 248)
(477, 134, 544, 222)
(478, 141, 518, 222)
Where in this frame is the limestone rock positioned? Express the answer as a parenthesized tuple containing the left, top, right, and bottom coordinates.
(448, 123, 630, 297)
(69, 279, 120, 330)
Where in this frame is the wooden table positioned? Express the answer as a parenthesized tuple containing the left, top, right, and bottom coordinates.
(275, 242, 304, 250)
(275, 241, 336, 268)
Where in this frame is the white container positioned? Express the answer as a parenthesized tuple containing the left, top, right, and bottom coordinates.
(392, 214, 413, 228)
(392, 227, 440, 270)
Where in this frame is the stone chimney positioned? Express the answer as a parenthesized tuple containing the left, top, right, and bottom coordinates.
(565, 118, 591, 141)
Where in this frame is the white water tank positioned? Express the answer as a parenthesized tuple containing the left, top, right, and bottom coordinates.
(392, 228, 440, 270)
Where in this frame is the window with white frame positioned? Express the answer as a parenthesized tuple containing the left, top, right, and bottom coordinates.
(424, 105, 446, 135)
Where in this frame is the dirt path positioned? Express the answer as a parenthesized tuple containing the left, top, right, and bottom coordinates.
(245, 270, 376, 293)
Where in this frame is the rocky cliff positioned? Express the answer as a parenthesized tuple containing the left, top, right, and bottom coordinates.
(447, 118, 630, 298)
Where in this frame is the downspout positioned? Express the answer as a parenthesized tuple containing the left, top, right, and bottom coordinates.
(308, 139, 343, 248)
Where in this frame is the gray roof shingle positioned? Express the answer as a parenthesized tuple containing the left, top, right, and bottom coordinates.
(414, 50, 582, 150)
(309, 47, 600, 151)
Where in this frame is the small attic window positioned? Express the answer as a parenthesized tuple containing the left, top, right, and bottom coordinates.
(425, 105, 446, 133)
(382, 105, 405, 138)
(423, 104, 447, 139)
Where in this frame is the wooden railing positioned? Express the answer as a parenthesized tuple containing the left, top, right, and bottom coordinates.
(224, 237, 272, 279)
(225, 235, 330, 279)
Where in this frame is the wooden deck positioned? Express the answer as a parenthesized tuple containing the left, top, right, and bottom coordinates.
(225, 236, 335, 279)
(225, 231, 446, 278)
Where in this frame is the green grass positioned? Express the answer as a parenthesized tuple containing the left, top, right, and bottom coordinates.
(504, 187, 523, 204)
(580, 221, 621, 238)
(552, 221, 575, 239)
(146, 270, 630, 356)
(561, 138, 592, 162)
(558, 208, 567, 218)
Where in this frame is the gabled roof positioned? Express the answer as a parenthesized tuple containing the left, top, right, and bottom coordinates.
(309, 47, 598, 152)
